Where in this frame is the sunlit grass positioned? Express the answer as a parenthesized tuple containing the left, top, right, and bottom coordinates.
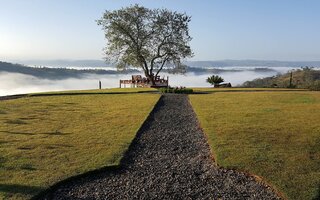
(28, 87, 158, 96)
(0, 92, 160, 199)
(192, 87, 307, 93)
(190, 91, 320, 200)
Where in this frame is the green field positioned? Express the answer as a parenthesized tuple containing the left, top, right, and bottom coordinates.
(28, 87, 158, 96)
(190, 91, 320, 200)
(0, 90, 160, 199)
(192, 87, 308, 93)
(1, 88, 319, 200)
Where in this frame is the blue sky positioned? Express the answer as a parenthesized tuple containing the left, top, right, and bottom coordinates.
(1, 0, 320, 61)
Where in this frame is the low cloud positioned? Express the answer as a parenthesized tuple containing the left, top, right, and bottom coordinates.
(0, 72, 124, 96)
(0, 67, 297, 96)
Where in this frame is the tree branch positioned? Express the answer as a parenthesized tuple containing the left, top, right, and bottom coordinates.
(155, 56, 170, 77)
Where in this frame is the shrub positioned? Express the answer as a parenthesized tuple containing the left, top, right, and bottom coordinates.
(308, 80, 320, 91)
(159, 86, 193, 94)
(206, 75, 224, 87)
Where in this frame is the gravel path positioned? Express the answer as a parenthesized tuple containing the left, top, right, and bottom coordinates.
(39, 94, 281, 200)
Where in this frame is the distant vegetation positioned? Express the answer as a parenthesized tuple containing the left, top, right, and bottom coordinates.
(206, 75, 224, 87)
(182, 66, 276, 75)
(158, 87, 193, 94)
(186, 60, 320, 68)
(0, 61, 139, 80)
(18, 59, 320, 68)
(0, 61, 279, 81)
(242, 67, 320, 90)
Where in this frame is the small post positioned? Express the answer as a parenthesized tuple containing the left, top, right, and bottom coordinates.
(99, 80, 102, 89)
(119, 80, 121, 88)
(289, 71, 293, 88)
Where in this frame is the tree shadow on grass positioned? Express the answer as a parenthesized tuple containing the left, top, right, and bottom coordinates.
(41, 131, 72, 136)
(313, 184, 320, 200)
(20, 164, 37, 171)
(32, 96, 165, 200)
(30, 90, 158, 97)
(0, 140, 10, 145)
(0, 184, 44, 196)
(0, 131, 35, 135)
(5, 119, 27, 125)
(44, 144, 73, 150)
(0, 130, 71, 136)
(0, 156, 6, 167)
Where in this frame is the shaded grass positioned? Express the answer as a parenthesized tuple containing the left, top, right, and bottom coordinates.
(27, 88, 158, 97)
(0, 93, 159, 199)
(190, 91, 320, 200)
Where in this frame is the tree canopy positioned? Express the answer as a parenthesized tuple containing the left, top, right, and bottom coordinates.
(97, 4, 193, 85)
(206, 75, 224, 87)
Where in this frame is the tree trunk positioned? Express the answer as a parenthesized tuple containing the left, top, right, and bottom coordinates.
(150, 78, 156, 86)
(145, 72, 156, 86)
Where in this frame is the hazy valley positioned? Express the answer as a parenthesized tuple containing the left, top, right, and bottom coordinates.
(1, 60, 319, 96)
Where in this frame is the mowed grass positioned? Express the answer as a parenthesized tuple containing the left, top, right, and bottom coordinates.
(192, 87, 307, 93)
(0, 91, 159, 199)
(28, 87, 158, 96)
(190, 91, 320, 200)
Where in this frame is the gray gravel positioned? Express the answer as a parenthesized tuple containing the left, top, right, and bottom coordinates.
(39, 94, 281, 200)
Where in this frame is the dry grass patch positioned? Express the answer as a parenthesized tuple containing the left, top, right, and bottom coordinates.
(0, 92, 159, 199)
(190, 91, 320, 200)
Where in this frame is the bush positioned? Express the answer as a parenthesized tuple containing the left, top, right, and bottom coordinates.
(206, 75, 224, 87)
(159, 86, 193, 94)
(308, 80, 320, 91)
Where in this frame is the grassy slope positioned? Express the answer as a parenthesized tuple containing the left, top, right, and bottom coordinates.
(0, 91, 159, 199)
(190, 91, 320, 200)
(242, 68, 320, 88)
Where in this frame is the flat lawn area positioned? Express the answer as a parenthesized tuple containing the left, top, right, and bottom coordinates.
(190, 91, 320, 200)
(0, 92, 159, 199)
(28, 87, 158, 96)
(192, 87, 307, 93)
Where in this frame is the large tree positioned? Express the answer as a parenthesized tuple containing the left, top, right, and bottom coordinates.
(97, 4, 193, 85)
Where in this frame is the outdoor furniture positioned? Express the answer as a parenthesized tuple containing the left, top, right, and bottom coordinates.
(120, 75, 169, 88)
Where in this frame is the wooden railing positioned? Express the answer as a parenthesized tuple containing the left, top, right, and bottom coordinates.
(120, 75, 169, 88)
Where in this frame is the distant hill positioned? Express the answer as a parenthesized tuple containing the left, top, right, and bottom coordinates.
(9, 59, 320, 68)
(182, 66, 276, 75)
(0, 61, 279, 80)
(185, 60, 320, 68)
(17, 59, 109, 68)
(0, 61, 138, 80)
(241, 67, 320, 90)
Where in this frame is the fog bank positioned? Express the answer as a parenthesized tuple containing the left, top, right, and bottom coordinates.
(0, 67, 310, 96)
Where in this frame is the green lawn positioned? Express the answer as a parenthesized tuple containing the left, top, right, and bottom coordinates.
(190, 91, 320, 200)
(0, 90, 160, 199)
(28, 87, 158, 96)
(2, 87, 319, 199)
(192, 87, 307, 93)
